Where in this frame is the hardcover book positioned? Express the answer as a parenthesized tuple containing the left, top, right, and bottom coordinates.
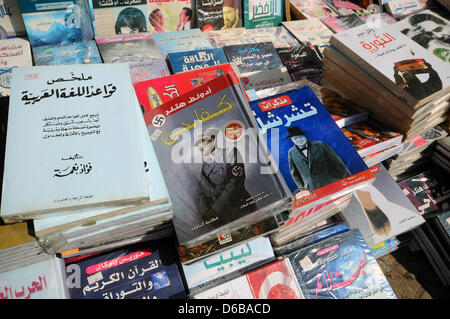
(32, 40, 102, 65)
(243, 0, 283, 29)
(289, 0, 336, 19)
(196, 0, 242, 31)
(147, 0, 193, 33)
(152, 29, 213, 57)
(340, 164, 425, 247)
(282, 19, 333, 53)
(0, 37, 32, 97)
(167, 48, 229, 73)
(321, 14, 365, 33)
(329, 22, 450, 107)
(0, 0, 26, 37)
(287, 229, 397, 299)
(66, 239, 186, 299)
(193, 258, 304, 299)
(249, 85, 374, 215)
(18, 0, 94, 47)
(142, 74, 292, 247)
(1, 64, 149, 221)
(393, 10, 450, 63)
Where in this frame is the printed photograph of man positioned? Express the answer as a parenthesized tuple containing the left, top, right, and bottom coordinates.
(287, 125, 351, 190)
(115, 7, 147, 34)
(176, 7, 192, 31)
(149, 8, 165, 33)
(222, 0, 240, 29)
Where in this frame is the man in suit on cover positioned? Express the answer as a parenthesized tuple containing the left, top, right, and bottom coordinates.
(287, 125, 351, 190)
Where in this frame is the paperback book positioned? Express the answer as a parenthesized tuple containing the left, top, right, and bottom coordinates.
(385, 0, 423, 19)
(321, 14, 366, 33)
(276, 45, 323, 83)
(289, 0, 336, 19)
(167, 48, 229, 73)
(152, 29, 213, 57)
(0, 0, 26, 37)
(321, 0, 367, 15)
(282, 18, 334, 53)
(32, 40, 102, 65)
(249, 26, 300, 48)
(243, 0, 283, 29)
(148, 0, 193, 33)
(239, 66, 293, 91)
(196, 0, 242, 31)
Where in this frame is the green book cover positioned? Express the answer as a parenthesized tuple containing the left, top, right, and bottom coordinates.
(243, 0, 282, 29)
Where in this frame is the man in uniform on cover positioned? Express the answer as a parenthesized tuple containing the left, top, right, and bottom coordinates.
(194, 128, 256, 225)
(287, 125, 351, 190)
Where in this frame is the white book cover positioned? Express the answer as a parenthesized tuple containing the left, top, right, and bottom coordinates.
(282, 18, 333, 52)
(1, 63, 149, 220)
(330, 21, 450, 105)
(0, 38, 32, 97)
(385, 0, 423, 18)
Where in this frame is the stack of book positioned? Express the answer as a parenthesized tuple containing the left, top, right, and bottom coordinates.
(322, 21, 449, 142)
(432, 136, 450, 173)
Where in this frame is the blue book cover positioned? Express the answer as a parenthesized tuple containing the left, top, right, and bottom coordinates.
(249, 86, 372, 212)
(32, 40, 102, 65)
(152, 29, 212, 57)
(222, 42, 283, 74)
(18, 0, 94, 47)
(168, 48, 229, 74)
(66, 238, 186, 299)
(288, 229, 397, 299)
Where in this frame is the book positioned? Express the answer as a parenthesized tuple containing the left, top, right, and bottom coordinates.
(385, 0, 423, 19)
(205, 27, 257, 48)
(321, 14, 366, 33)
(329, 22, 450, 107)
(276, 45, 323, 83)
(196, 0, 243, 31)
(393, 10, 450, 63)
(181, 236, 275, 292)
(342, 121, 403, 158)
(359, 12, 397, 25)
(18, 0, 94, 47)
(32, 40, 102, 65)
(147, 0, 193, 33)
(282, 19, 333, 54)
(436, 210, 450, 237)
(142, 74, 292, 247)
(222, 42, 284, 74)
(249, 85, 374, 215)
(0, 37, 32, 97)
(89, 0, 150, 37)
(321, 0, 367, 15)
(369, 237, 401, 258)
(249, 26, 300, 48)
(152, 29, 213, 57)
(363, 144, 403, 167)
(239, 66, 293, 91)
(341, 164, 425, 247)
(289, 0, 336, 19)
(133, 62, 244, 112)
(167, 48, 229, 73)
(287, 229, 397, 299)
(193, 258, 304, 299)
(66, 238, 186, 299)
(1, 64, 149, 222)
(0, 0, 26, 37)
(243, 0, 283, 29)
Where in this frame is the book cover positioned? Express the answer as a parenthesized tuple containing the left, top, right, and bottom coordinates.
(282, 18, 333, 53)
(393, 10, 450, 63)
(152, 29, 213, 57)
(0, 0, 26, 37)
(0, 37, 32, 97)
(167, 47, 229, 73)
(276, 45, 323, 82)
(436, 210, 450, 237)
(321, 0, 366, 15)
(385, 0, 423, 19)
(32, 40, 102, 65)
(205, 28, 257, 48)
(66, 239, 186, 299)
(90, 0, 150, 37)
(1, 64, 149, 220)
(342, 121, 403, 157)
(239, 66, 293, 91)
(193, 258, 304, 298)
(182, 236, 275, 291)
(289, 0, 336, 19)
(249, 26, 300, 48)
(340, 164, 425, 247)
(249, 85, 373, 214)
(287, 229, 397, 299)
(196, 0, 242, 31)
(18, 0, 94, 47)
(133, 62, 243, 112)
(143, 74, 292, 247)
(147, 0, 192, 33)
(330, 22, 450, 105)
(359, 13, 397, 25)
(222, 42, 284, 74)
(243, 0, 282, 29)
(369, 237, 400, 259)
(321, 14, 365, 33)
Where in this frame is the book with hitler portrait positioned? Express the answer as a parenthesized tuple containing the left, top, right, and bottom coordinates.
(142, 73, 292, 251)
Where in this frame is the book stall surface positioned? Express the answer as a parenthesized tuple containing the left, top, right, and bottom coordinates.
(1, 64, 149, 222)
(243, 0, 283, 29)
(0, 37, 32, 96)
(142, 74, 292, 248)
(288, 229, 397, 299)
(89, 0, 150, 37)
(289, 0, 337, 19)
(152, 29, 213, 57)
(249, 85, 374, 215)
(196, 0, 242, 31)
(66, 239, 186, 299)
(340, 164, 425, 247)
(0, 0, 26, 37)
(193, 258, 304, 299)
(18, 0, 94, 47)
(393, 10, 450, 63)
(167, 47, 229, 73)
(282, 18, 334, 53)
(321, 14, 365, 33)
(32, 40, 102, 65)
(147, 0, 192, 33)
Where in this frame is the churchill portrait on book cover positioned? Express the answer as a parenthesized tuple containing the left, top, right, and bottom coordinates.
(287, 125, 351, 190)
